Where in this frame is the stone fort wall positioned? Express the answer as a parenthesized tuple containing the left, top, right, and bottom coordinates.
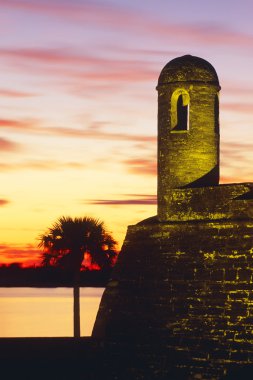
(93, 218, 253, 379)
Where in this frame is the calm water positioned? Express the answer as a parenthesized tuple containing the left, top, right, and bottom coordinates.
(0, 287, 104, 337)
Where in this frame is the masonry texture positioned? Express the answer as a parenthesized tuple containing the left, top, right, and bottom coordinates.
(157, 55, 220, 220)
(93, 55, 253, 380)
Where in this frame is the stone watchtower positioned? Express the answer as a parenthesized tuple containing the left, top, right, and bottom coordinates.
(93, 56, 253, 380)
(157, 55, 220, 220)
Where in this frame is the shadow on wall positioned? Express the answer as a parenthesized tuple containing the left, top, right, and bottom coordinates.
(181, 165, 219, 188)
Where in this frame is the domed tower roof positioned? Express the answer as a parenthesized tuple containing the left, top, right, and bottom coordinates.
(158, 55, 219, 85)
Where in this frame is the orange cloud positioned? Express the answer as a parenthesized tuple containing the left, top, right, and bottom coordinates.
(0, 199, 10, 206)
(123, 158, 157, 176)
(0, 243, 41, 267)
(0, 118, 37, 130)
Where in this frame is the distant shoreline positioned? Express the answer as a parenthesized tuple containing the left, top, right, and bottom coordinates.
(0, 266, 111, 288)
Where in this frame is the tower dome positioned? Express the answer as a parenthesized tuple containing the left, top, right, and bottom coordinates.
(158, 55, 219, 85)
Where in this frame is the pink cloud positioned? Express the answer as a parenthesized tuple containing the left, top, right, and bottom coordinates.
(0, 47, 158, 85)
(220, 141, 253, 183)
(0, 47, 96, 65)
(0, 1, 144, 29)
(221, 141, 253, 162)
(1, 0, 253, 53)
(47, 126, 156, 143)
(0, 118, 36, 130)
(2, 1, 253, 50)
(123, 158, 157, 176)
(222, 103, 253, 114)
(222, 83, 253, 96)
(0, 117, 156, 143)
(0, 137, 20, 151)
(156, 24, 253, 48)
(0, 88, 38, 97)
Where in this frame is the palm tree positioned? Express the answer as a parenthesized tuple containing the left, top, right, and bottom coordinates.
(38, 216, 117, 338)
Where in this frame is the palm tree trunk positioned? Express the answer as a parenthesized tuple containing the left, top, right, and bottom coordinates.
(73, 260, 81, 338)
(73, 284, 80, 338)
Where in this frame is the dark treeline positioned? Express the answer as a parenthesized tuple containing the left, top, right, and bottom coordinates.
(0, 265, 112, 287)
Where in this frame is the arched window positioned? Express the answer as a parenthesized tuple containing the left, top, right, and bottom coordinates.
(171, 90, 190, 132)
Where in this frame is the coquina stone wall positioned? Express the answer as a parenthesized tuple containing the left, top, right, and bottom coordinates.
(93, 218, 253, 379)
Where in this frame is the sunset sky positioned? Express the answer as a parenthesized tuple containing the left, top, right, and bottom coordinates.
(1, 0, 253, 266)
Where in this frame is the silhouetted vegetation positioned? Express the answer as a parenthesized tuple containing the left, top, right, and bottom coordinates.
(39, 216, 117, 271)
(38, 216, 117, 337)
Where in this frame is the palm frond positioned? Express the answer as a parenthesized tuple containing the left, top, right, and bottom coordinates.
(38, 215, 117, 271)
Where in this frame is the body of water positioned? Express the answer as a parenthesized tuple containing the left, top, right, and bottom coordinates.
(0, 287, 104, 337)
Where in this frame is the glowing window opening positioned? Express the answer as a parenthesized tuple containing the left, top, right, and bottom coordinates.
(171, 90, 190, 132)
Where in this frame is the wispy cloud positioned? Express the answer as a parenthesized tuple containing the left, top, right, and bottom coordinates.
(0, 0, 133, 27)
(222, 82, 253, 96)
(0, 88, 38, 97)
(2, 1, 253, 51)
(220, 141, 253, 183)
(0, 117, 156, 143)
(123, 158, 157, 176)
(0, 47, 158, 85)
(47, 126, 156, 143)
(221, 141, 253, 164)
(0, 118, 36, 130)
(0, 160, 86, 172)
(165, 24, 253, 48)
(222, 103, 253, 114)
(1, 33, 252, 96)
(0, 47, 96, 65)
(86, 194, 157, 206)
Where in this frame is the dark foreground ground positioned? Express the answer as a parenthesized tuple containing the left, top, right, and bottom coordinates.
(1, 338, 253, 380)
(0, 338, 103, 380)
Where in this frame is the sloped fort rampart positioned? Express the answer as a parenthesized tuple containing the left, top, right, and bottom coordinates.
(93, 55, 253, 380)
